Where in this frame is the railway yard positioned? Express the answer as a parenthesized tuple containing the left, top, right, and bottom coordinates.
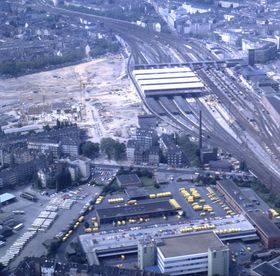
(1, 1, 280, 275)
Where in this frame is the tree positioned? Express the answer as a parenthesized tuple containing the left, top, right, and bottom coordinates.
(80, 141, 100, 159)
(114, 142, 126, 160)
(176, 134, 200, 166)
(43, 238, 61, 256)
(100, 137, 116, 159)
(100, 138, 126, 160)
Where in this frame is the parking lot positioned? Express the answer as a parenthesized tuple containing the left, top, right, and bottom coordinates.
(166, 181, 232, 220)
(83, 179, 239, 233)
(0, 184, 101, 269)
(91, 166, 119, 186)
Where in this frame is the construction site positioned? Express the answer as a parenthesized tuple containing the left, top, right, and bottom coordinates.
(0, 54, 143, 141)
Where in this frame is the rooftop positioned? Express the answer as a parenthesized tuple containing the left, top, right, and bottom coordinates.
(125, 187, 149, 199)
(133, 67, 192, 75)
(0, 193, 16, 203)
(218, 180, 280, 239)
(96, 200, 175, 220)
(133, 65, 204, 97)
(158, 232, 224, 258)
(218, 179, 250, 210)
(135, 72, 196, 80)
(116, 174, 142, 187)
(141, 82, 204, 92)
(253, 262, 280, 276)
(247, 212, 280, 238)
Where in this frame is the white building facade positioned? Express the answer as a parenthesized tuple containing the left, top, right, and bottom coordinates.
(158, 249, 208, 275)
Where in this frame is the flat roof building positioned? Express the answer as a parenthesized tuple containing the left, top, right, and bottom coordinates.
(217, 180, 280, 249)
(138, 77, 201, 86)
(116, 174, 142, 188)
(247, 212, 280, 249)
(135, 72, 196, 80)
(0, 193, 16, 205)
(133, 65, 205, 97)
(96, 201, 177, 224)
(125, 187, 149, 200)
(157, 232, 229, 276)
(133, 67, 192, 75)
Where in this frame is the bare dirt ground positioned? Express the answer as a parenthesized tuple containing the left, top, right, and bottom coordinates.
(0, 54, 143, 140)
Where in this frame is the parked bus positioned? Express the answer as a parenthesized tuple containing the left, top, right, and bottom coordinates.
(20, 192, 38, 202)
(13, 223, 24, 231)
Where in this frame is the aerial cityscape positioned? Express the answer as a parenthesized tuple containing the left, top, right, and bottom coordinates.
(1, 0, 280, 275)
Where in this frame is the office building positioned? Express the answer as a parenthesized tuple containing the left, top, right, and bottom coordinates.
(217, 180, 280, 249)
(157, 232, 229, 275)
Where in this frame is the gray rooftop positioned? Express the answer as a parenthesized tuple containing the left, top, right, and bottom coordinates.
(218, 179, 250, 210)
(125, 187, 149, 199)
(116, 174, 142, 187)
(96, 200, 175, 220)
(218, 180, 280, 239)
(158, 232, 224, 258)
(247, 212, 280, 238)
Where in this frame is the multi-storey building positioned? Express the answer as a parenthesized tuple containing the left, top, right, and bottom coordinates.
(157, 232, 229, 276)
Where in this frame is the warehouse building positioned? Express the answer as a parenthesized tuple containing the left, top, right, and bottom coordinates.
(217, 180, 280, 249)
(133, 66, 205, 97)
(217, 180, 253, 213)
(125, 187, 149, 200)
(157, 232, 229, 276)
(96, 201, 178, 224)
(116, 174, 142, 188)
(246, 212, 280, 249)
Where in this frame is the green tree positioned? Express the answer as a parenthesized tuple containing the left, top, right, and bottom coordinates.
(114, 142, 126, 160)
(176, 134, 200, 166)
(43, 238, 61, 256)
(100, 138, 126, 160)
(100, 137, 116, 159)
(80, 141, 100, 159)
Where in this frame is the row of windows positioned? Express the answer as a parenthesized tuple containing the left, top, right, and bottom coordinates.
(164, 265, 207, 274)
(164, 260, 208, 269)
(161, 255, 207, 263)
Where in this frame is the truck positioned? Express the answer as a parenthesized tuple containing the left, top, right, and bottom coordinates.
(78, 216, 84, 223)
